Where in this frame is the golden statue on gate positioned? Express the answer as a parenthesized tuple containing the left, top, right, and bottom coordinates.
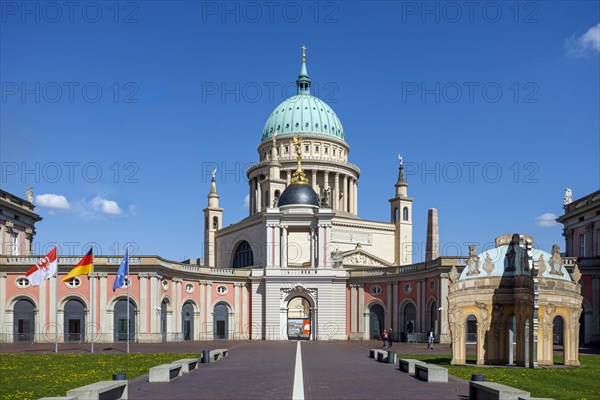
(291, 135, 309, 185)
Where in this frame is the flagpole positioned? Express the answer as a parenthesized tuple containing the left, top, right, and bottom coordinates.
(55, 248, 58, 353)
(91, 245, 95, 354)
(126, 243, 130, 354)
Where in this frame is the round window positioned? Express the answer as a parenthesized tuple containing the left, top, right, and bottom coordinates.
(429, 280, 436, 290)
(404, 283, 413, 294)
(162, 280, 169, 291)
(15, 276, 30, 289)
(65, 277, 81, 289)
(216, 285, 228, 295)
(370, 285, 382, 295)
(185, 283, 194, 294)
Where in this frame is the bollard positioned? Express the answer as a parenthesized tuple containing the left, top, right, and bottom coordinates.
(387, 351, 395, 364)
(471, 374, 485, 382)
(113, 373, 127, 381)
(201, 350, 210, 364)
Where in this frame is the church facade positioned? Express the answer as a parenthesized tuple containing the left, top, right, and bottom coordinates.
(0, 53, 583, 353)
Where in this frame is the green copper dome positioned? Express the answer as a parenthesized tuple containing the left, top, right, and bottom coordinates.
(261, 55, 345, 142)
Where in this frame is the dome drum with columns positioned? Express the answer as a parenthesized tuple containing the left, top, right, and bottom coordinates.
(247, 50, 359, 216)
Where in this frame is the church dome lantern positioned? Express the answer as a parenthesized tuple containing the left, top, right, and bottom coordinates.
(261, 46, 345, 143)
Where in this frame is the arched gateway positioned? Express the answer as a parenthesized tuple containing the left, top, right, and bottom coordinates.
(287, 297, 311, 340)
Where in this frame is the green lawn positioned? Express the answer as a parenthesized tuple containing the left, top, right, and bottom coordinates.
(1, 353, 598, 400)
(399, 354, 600, 400)
(0, 353, 197, 400)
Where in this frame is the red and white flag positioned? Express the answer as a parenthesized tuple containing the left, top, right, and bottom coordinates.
(25, 247, 58, 286)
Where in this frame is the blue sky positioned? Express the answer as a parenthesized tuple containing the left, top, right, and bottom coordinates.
(1, 1, 599, 261)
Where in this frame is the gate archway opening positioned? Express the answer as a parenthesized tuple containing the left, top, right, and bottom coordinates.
(287, 297, 311, 340)
(553, 315, 565, 365)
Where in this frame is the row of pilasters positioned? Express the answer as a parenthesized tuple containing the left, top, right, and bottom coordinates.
(347, 281, 445, 341)
(0, 270, 250, 343)
(266, 224, 331, 268)
(249, 170, 358, 214)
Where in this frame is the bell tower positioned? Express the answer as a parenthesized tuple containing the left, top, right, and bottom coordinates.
(203, 170, 223, 267)
(389, 156, 413, 265)
(262, 132, 287, 208)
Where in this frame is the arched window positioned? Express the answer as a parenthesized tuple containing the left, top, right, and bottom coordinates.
(213, 216, 219, 230)
(274, 190, 281, 207)
(394, 208, 399, 222)
(233, 241, 254, 268)
(403, 207, 409, 221)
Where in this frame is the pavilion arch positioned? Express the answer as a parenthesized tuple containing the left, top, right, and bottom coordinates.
(552, 314, 566, 365)
(398, 298, 417, 338)
(464, 313, 479, 364)
(8, 295, 38, 343)
(364, 299, 387, 341)
(425, 297, 438, 335)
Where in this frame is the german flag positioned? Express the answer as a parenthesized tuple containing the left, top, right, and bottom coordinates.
(63, 248, 93, 281)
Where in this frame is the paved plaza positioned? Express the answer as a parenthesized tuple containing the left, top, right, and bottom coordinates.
(3, 340, 597, 399)
(123, 341, 470, 400)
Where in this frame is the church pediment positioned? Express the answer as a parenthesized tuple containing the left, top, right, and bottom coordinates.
(337, 248, 392, 267)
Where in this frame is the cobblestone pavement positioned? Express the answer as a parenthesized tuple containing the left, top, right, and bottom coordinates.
(120, 341, 470, 400)
(128, 341, 297, 400)
(302, 341, 469, 400)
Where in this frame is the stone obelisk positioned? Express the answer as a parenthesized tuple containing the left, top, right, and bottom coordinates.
(425, 208, 439, 261)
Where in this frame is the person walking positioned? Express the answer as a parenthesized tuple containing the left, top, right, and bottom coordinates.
(427, 331, 434, 349)
(388, 328, 394, 348)
(381, 329, 388, 348)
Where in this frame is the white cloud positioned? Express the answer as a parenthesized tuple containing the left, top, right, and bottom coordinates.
(35, 194, 71, 210)
(536, 212, 558, 228)
(92, 197, 123, 215)
(77, 196, 130, 219)
(243, 194, 249, 209)
(565, 23, 600, 58)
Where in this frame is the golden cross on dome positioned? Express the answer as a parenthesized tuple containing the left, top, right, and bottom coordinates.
(301, 45, 307, 62)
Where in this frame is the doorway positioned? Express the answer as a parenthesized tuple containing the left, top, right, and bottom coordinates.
(287, 297, 311, 340)
(370, 304, 385, 340)
(213, 303, 229, 340)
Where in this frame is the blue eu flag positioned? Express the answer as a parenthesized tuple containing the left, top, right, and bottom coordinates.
(112, 249, 129, 291)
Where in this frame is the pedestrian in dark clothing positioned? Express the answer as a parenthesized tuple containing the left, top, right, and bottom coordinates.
(388, 328, 394, 348)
